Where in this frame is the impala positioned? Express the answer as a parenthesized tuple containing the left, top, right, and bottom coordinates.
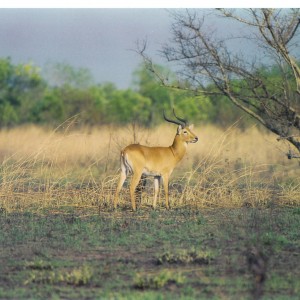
(114, 110, 198, 211)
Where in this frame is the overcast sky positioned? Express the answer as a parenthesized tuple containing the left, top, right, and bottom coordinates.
(0, 8, 175, 89)
(0, 6, 297, 89)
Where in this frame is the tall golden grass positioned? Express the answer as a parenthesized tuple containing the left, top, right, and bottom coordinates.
(0, 122, 299, 212)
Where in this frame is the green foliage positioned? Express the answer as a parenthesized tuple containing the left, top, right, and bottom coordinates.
(1, 57, 288, 128)
(24, 260, 54, 271)
(0, 102, 19, 126)
(134, 269, 185, 289)
(32, 88, 65, 124)
(45, 62, 94, 89)
(1, 208, 300, 298)
(24, 264, 94, 286)
(133, 64, 216, 126)
(108, 89, 152, 124)
(209, 93, 252, 128)
(176, 95, 215, 123)
(0, 58, 44, 126)
(156, 248, 214, 265)
(132, 64, 172, 125)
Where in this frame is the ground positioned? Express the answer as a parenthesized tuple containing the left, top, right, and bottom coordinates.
(1, 206, 299, 299)
(0, 125, 299, 299)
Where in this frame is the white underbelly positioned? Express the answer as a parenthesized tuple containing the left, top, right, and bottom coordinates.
(142, 168, 161, 177)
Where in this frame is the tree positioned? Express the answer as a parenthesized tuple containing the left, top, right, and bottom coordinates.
(44, 62, 94, 89)
(31, 88, 65, 124)
(132, 64, 173, 126)
(0, 58, 44, 126)
(107, 88, 152, 125)
(138, 9, 300, 157)
(132, 64, 215, 126)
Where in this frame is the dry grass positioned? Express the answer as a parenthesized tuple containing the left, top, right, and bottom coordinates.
(0, 121, 299, 212)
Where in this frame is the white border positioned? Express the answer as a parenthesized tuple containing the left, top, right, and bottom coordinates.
(0, 1, 299, 9)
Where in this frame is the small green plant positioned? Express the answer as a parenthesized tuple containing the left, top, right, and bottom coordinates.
(261, 232, 290, 249)
(24, 260, 53, 271)
(24, 264, 93, 286)
(292, 207, 300, 215)
(157, 248, 214, 265)
(134, 269, 185, 290)
(65, 264, 94, 286)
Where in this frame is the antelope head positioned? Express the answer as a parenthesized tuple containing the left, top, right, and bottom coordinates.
(163, 109, 198, 144)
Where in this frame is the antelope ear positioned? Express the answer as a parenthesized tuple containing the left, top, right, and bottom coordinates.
(189, 124, 194, 130)
(177, 125, 183, 134)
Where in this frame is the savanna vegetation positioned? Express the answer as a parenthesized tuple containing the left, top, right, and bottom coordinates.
(139, 9, 300, 156)
(0, 122, 299, 299)
(0, 8, 300, 298)
(0, 57, 251, 128)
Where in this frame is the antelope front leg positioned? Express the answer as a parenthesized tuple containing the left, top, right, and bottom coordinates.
(136, 174, 146, 204)
(162, 174, 170, 209)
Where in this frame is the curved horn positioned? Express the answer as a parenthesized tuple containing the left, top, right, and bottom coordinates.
(172, 109, 188, 126)
(163, 110, 183, 126)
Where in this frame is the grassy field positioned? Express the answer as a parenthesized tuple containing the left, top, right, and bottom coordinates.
(0, 122, 299, 299)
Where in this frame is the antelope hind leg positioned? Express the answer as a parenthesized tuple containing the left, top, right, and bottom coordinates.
(130, 171, 143, 211)
(114, 169, 127, 209)
(153, 176, 161, 209)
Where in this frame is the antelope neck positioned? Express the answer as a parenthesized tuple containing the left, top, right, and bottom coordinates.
(170, 135, 187, 160)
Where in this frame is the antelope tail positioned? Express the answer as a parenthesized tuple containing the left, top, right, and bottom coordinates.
(121, 151, 133, 176)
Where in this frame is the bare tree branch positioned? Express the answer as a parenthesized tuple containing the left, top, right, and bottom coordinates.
(138, 9, 300, 156)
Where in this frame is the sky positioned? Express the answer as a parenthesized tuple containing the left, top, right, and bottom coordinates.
(0, 8, 175, 89)
(0, 3, 298, 89)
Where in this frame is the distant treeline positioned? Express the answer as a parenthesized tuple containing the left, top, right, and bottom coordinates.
(0, 57, 250, 128)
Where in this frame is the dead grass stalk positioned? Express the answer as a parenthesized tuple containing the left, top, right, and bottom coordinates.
(0, 123, 299, 212)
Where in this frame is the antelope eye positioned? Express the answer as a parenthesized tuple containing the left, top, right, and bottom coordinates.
(183, 130, 188, 134)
